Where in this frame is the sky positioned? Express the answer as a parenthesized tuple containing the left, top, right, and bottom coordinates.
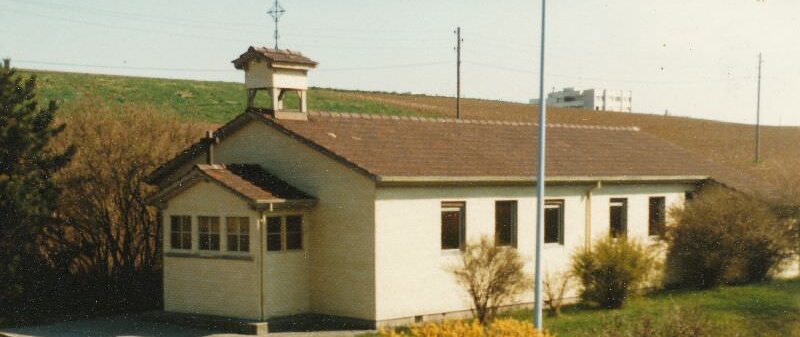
(1, 0, 798, 126)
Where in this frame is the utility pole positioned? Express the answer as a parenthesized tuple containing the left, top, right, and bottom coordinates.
(267, 0, 286, 49)
(454, 27, 463, 118)
(755, 52, 763, 163)
(533, 0, 547, 331)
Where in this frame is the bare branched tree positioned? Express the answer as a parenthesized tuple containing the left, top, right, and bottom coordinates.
(449, 236, 531, 324)
(47, 95, 209, 308)
(543, 271, 570, 317)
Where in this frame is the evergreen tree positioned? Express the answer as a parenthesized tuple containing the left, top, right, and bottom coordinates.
(0, 60, 73, 317)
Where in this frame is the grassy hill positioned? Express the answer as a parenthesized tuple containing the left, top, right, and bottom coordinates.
(21, 69, 800, 202)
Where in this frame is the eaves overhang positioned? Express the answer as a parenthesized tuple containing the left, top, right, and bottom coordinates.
(374, 175, 711, 187)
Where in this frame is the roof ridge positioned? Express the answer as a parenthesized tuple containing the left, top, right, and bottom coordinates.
(307, 111, 640, 132)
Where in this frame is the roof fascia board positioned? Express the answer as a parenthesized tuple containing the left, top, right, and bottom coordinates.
(146, 112, 256, 185)
(148, 166, 318, 210)
(271, 62, 315, 70)
(375, 175, 710, 187)
(147, 168, 259, 207)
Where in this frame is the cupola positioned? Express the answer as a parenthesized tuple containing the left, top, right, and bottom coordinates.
(232, 46, 318, 120)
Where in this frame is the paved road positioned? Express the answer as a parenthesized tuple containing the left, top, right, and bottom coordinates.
(0, 314, 372, 337)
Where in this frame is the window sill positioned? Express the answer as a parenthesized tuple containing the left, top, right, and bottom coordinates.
(164, 251, 254, 261)
(440, 248, 463, 256)
(265, 249, 305, 255)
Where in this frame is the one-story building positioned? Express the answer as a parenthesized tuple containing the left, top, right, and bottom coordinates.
(146, 47, 784, 328)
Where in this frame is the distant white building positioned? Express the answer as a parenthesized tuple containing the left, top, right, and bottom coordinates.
(530, 87, 633, 112)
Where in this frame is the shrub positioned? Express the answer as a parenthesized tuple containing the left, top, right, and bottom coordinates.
(543, 271, 570, 317)
(449, 236, 531, 324)
(667, 186, 795, 288)
(378, 319, 555, 337)
(571, 236, 657, 309)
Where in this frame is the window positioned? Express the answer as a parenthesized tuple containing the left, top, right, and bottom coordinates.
(266, 215, 303, 252)
(198, 216, 220, 250)
(495, 201, 517, 247)
(266, 216, 283, 252)
(609, 198, 628, 238)
(545, 200, 565, 244)
(170, 215, 192, 250)
(649, 197, 666, 237)
(441, 202, 466, 250)
(226, 217, 250, 252)
(286, 215, 303, 250)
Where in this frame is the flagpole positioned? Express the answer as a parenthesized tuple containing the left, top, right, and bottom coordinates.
(533, 0, 547, 330)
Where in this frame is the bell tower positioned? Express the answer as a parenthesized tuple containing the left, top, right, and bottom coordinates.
(232, 46, 318, 120)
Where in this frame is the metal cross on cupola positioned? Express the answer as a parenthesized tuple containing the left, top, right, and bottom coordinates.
(267, 0, 286, 50)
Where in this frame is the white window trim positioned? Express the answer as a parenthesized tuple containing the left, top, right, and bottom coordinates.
(165, 213, 254, 259)
(169, 215, 192, 251)
(441, 201, 466, 252)
(265, 213, 305, 254)
(544, 200, 565, 246)
(225, 216, 252, 254)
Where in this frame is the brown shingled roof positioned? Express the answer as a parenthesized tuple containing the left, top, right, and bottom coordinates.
(255, 111, 700, 178)
(148, 110, 776, 199)
(197, 163, 313, 202)
(232, 46, 318, 69)
(254, 111, 775, 197)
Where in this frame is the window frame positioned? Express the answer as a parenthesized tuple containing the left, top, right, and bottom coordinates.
(648, 196, 667, 237)
(285, 215, 303, 251)
(265, 214, 304, 253)
(441, 201, 466, 250)
(226, 216, 250, 253)
(169, 215, 192, 250)
(609, 198, 628, 238)
(198, 216, 221, 251)
(266, 216, 284, 252)
(495, 200, 518, 247)
(544, 199, 565, 245)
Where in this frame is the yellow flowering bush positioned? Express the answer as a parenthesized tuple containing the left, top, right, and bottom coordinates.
(378, 319, 555, 337)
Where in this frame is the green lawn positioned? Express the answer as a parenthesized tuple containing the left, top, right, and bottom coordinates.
(366, 278, 800, 337)
(21, 70, 422, 123)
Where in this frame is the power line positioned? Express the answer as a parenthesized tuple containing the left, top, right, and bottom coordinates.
(1, 0, 450, 42)
(4, 8, 248, 44)
(13, 60, 234, 73)
(12, 59, 451, 73)
(462, 60, 754, 85)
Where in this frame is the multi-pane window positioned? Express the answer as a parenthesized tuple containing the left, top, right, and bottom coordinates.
(170, 215, 192, 250)
(648, 197, 666, 237)
(285, 215, 303, 250)
(609, 198, 628, 238)
(198, 216, 220, 250)
(226, 217, 250, 252)
(544, 200, 564, 244)
(266, 216, 283, 252)
(495, 201, 517, 247)
(266, 215, 304, 252)
(441, 202, 466, 250)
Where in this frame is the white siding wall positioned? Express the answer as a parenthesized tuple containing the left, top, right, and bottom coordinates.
(244, 60, 308, 90)
(374, 183, 691, 322)
(244, 60, 273, 89)
(214, 121, 377, 321)
(162, 182, 262, 320)
(263, 212, 311, 317)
